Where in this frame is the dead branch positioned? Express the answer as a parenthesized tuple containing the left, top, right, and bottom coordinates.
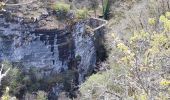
(0, 64, 10, 85)
(90, 17, 108, 31)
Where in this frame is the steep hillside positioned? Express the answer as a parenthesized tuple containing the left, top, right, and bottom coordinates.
(0, 0, 170, 100)
(80, 0, 170, 99)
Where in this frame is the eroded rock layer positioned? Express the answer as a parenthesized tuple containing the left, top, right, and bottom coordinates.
(0, 0, 106, 98)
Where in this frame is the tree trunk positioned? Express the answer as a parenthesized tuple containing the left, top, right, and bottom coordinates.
(94, 9, 97, 17)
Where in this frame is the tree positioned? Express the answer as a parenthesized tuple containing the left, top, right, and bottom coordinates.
(1, 61, 23, 96)
(80, 10, 170, 100)
(0, 64, 10, 86)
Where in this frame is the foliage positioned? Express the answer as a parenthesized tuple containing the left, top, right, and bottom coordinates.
(0, 64, 10, 86)
(1, 61, 24, 96)
(24, 91, 47, 100)
(76, 8, 88, 19)
(80, 9, 170, 100)
(1, 62, 46, 98)
(1, 87, 17, 100)
(160, 79, 170, 86)
(0, 60, 78, 99)
(102, 0, 111, 20)
(165, 12, 170, 18)
(52, 2, 70, 13)
(36, 91, 47, 100)
(148, 18, 156, 25)
(1, 87, 10, 100)
(0, 2, 5, 11)
(159, 14, 170, 31)
(80, 70, 124, 99)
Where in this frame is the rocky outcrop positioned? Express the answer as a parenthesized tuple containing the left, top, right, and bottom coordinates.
(0, 1, 106, 99)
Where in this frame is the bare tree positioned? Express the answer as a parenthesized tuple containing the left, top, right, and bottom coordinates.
(0, 64, 10, 85)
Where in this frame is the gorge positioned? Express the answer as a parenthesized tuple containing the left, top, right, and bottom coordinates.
(0, 1, 107, 99)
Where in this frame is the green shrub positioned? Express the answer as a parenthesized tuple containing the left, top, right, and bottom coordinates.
(52, 2, 70, 13)
(80, 70, 124, 99)
(1, 87, 17, 100)
(1, 61, 23, 96)
(36, 91, 47, 100)
(76, 9, 88, 19)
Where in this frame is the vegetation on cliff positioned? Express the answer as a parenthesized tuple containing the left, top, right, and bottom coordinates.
(0, 0, 170, 100)
(80, 0, 170, 99)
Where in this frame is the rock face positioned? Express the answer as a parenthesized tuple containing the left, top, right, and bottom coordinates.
(0, 1, 106, 99)
(72, 21, 96, 83)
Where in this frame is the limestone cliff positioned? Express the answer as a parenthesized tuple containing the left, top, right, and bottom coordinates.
(0, 0, 106, 99)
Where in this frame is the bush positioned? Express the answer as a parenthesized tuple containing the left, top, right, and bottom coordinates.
(52, 2, 70, 13)
(76, 9, 88, 19)
(1, 61, 23, 96)
(80, 70, 124, 99)
(80, 7, 170, 100)
(36, 91, 47, 100)
(1, 87, 17, 100)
